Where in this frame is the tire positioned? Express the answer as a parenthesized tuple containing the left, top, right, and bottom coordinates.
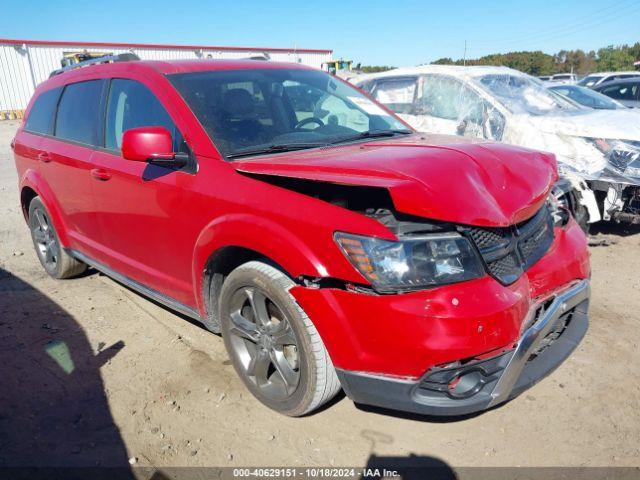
(218, 261, 341, 416)
(569, 190, 590, 235)
(28, 197, 87, 279)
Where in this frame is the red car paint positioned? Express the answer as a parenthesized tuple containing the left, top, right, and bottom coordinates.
(233, 138, 558, 227)
(13, 60, 590, 387)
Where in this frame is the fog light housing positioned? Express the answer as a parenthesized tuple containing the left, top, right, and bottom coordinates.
(447, 369, 485, 399)
(418, 351, 512, 400)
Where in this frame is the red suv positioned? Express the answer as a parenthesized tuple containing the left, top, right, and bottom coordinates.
(12, 56, 591, 416)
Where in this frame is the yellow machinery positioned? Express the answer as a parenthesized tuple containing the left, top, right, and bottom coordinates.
(60, 51, 112, 68)
(322, 59, 353, 75)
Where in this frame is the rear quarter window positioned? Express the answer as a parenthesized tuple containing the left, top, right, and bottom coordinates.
(55, 80, 105, 145)
(24, 87, 62, 135)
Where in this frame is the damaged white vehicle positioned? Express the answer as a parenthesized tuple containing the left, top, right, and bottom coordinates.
(353, 65, 640, 229)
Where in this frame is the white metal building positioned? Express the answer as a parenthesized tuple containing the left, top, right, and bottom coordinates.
(0, 38, 333, 119)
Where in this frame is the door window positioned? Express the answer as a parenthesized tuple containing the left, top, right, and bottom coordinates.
(600, 83, 638, 101)
(25, 87, 62, 135)
(55, 80, 104, 145)
(418, 75, 484, 121)
(370, 77, 418, 114)
(105, 79, 184, 152)
(419, 74, 505, 140)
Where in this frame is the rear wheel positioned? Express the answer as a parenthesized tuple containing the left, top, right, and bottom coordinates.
(218, 261, 341, 416)
(28, 197, 87, 279)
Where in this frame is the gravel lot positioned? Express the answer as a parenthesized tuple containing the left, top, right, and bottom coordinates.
(1, 120, 639, 474)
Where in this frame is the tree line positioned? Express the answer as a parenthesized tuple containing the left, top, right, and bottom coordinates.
(431, 43, 640, 76)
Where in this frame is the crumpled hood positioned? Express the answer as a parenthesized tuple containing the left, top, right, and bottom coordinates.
(233, 134, 557, 227)
(527, 109, 640, 141)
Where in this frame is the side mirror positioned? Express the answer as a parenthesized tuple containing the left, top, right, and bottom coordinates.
(121, 126, 188, 167)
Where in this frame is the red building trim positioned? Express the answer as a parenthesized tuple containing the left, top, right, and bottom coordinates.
(0, 38, 332, 55)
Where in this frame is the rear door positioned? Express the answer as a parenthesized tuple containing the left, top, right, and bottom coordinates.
(38, 79, 106, 255)
(89, 78, 198, 305)
(14, 87, 62, 197)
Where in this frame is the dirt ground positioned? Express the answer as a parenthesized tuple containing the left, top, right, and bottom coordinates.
(1, 120, 639, 474)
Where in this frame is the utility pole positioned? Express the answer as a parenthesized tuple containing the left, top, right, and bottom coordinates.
(463, 40, 467, 66)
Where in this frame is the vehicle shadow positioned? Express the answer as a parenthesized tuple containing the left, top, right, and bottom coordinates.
(362, 453, 457, 480)
(590, 221, 640, 237)
(354, 403, 485, 423)
(0, 267, 133, 478)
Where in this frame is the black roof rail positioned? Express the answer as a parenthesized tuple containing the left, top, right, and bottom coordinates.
(49, 53, 140, 78)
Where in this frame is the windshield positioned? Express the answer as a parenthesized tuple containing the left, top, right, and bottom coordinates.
(550, 85, 625, 110)
(475, 74, 581, 116)
(168, 68, 410, 158)
(577, 75, 603, 87)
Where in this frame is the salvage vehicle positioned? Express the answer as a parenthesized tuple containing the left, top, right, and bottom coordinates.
(13, 56, 591, 417)
(548, 84, 628, 110)
(354, 65, 640, 228)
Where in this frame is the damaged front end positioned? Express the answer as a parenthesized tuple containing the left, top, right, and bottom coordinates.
(584, 139, 640, 224)
(545, 131, 640, 225)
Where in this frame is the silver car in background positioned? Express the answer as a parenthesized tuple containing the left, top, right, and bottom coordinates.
(548, 84, 628, 110)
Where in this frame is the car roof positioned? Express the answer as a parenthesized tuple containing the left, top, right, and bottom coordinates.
(352, 64, 527, 84)
(585, 71, 639, 77)
(40, 59, 314, 88)
(593, 77, 640, 88)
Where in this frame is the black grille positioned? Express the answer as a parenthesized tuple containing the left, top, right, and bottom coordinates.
(466, 206, 555, 285)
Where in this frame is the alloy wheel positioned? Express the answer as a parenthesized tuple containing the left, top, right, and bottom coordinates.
(227, 286, 300, 401)
(31, 207, 58, 270)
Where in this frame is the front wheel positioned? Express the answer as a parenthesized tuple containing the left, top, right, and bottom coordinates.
(218, 261, 341, 416)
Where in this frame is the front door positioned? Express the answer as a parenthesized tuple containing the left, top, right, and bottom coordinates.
(89, 78, 199, 306)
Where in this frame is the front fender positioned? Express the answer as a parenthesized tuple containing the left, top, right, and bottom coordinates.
(20, 169, 72, 247)
(191, 213, 330, 314)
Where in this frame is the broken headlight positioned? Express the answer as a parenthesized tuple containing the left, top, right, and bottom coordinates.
(335, 232, 484, 291)
(585, 138, 640, 175)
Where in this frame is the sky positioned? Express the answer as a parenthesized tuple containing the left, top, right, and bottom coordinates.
(1, 0, 639, 66)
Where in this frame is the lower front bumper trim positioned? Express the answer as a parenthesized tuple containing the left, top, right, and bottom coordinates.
(337, 279, 590, 417)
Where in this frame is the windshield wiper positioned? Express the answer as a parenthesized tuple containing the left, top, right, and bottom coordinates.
(227, 142, 328, 159)
(330, 129, 413, 145)
(226, 130, 413, 159)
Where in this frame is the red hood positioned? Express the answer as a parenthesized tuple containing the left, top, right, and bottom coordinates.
(233, 134, 558, 227)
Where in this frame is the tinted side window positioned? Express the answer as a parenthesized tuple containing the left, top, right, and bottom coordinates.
(55, 80, 104, 145)
(24, 87, 62, 135)
(105, 79, 183, 151)
(601, 83, 634, 100)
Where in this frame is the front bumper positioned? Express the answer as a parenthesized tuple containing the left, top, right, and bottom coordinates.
(337, 279, 590, 416)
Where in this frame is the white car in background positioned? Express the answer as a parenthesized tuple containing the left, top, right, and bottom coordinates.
(353, 65, 640, 228)
(578, 71, 640, 88)
(547, 73, 578, 85)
